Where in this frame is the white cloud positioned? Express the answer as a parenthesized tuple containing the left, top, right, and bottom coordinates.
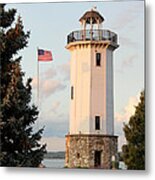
(115, 95, 139, 123)
(43, 67, 57, 79)
(32, 77, 66, 98)
(41, 137, 65, 152)
(42, 79, 66, 97)
(58, 61, 70, 81)
(115, 93, 140, 150)
(50, 101, 61, 113)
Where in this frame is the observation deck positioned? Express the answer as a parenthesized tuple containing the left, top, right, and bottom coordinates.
(67, 29, 118, 47)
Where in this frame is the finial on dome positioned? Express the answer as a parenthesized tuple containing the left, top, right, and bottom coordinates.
(79, 8, 104, 24)
(92, 6, 97, 11)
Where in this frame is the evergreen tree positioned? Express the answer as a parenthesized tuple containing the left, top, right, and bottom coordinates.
(122, 91, 145, 170)
(0, 4, 46, 167)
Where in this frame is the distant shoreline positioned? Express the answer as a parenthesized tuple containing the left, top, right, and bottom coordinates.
(44, 151, 65, 159)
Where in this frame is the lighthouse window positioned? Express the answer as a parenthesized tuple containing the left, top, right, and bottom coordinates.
(95, 116, 100, 130)
(71, 86, 74, 100)
(96, 53, 101, 66)
(77, 153, 80, 159)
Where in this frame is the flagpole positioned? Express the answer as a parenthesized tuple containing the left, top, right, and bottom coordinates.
(37, 47, 40, 130)
(37, 47, 39, 106)
(37, 58, 39, 105)
(36, 47, 52, 130)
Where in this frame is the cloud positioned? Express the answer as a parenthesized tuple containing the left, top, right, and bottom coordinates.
(122, 54, 137, 68)
(40, 137, 65, 151)
(114, 94, 140, 149)
(116, 54, 138, 73)
(50, 101, 61, 113)
(112, 3, 143, 30)
(32, 77, 66, 97)
(119, 36, 137, 48)
(31, 62, 69, 98)
(43, 67, 57, 79)
(42, 79, 66, 97)
(40, 119, 69, 137)
(58, 61, 70, 81)
(40, 109, 69, 124)
(32, 67, 57, 87)
(115, 95, 139, 123)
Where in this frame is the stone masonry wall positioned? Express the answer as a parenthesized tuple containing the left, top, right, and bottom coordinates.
(65, 134, 118, 169)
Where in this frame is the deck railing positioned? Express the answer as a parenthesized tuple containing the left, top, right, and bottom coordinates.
(67, 29, 118, 44)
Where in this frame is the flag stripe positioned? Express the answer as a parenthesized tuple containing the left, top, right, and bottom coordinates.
(38, 49, 53, 61)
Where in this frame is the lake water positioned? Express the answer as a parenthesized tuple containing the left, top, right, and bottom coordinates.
(42, 159, 65, 168)
(42, 159, 126, 169)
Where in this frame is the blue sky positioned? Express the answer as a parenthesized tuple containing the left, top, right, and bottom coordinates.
(6, 0, 144, 151)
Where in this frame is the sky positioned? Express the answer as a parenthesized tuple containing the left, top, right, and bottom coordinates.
(6, 0, 144, 151)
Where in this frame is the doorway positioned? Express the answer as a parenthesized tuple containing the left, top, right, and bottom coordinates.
(94, 151, 101, 168)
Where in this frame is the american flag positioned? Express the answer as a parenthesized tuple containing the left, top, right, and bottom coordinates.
(38, 49, 53, 61)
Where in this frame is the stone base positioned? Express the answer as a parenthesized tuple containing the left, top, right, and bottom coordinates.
(65, 134, 118, 169)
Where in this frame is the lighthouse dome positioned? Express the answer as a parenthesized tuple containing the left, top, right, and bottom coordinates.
(79, 8, 104, 24)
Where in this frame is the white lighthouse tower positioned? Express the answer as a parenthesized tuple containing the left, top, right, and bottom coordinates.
(65, 8, 119, 169)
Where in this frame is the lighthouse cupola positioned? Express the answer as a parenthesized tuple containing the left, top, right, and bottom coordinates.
(79, 7, 104, 31)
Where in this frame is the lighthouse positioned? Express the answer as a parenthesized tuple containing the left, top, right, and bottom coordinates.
(65, 8, 119, 169)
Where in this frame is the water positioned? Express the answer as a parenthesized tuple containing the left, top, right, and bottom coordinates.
(42, 159, 126, 169)
(42, 159, 65, 168)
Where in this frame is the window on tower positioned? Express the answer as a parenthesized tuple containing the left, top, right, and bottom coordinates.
(77, 153, 80, 159)
(71, 86, 74, 100)
(95, 116, 100, 130)
(96, 53, 101, 66)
